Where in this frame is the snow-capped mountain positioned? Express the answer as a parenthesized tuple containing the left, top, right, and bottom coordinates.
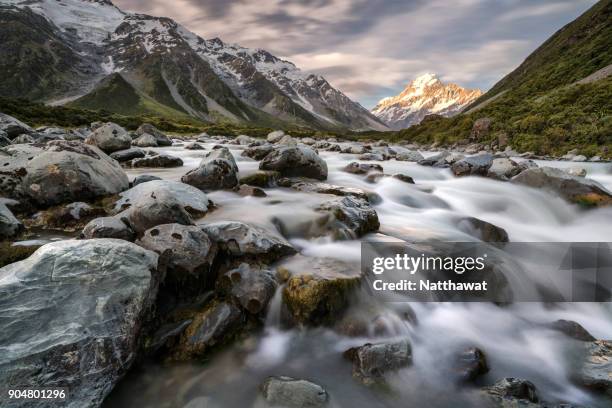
(372, 73, 482, 130)
(0, 0, 387, 130)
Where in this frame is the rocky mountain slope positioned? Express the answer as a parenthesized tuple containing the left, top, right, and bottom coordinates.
(371, 73, 482, 129)
(397, 0, 612, 157)
(0, 0, 387, 131)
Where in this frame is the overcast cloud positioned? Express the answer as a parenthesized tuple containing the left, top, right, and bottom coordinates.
(113, 0, 597, 108)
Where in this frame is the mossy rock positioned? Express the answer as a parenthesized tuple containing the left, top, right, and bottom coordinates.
(281, 257, 361, 326)
(0, 242, 39, 268)
(239, 171, 280, 188)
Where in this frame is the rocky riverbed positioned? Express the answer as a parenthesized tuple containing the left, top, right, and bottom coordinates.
(0, 115, 611, 408)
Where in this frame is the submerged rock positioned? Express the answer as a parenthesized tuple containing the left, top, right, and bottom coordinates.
(0, 140, 129, 207)
(174, 300, 244, 360)
(202, 221, 296, 262)
(453, 347, 489, 382)
(185, 142, 205, 150)
(260, 146, 328, 180)
(342, 162, 383, 175)
(481, 378, 539, 406)
(550, 320, 596, 342)
(182, 147, 238, 190)
(260, 376, 329, 408)
(85, 122, 132, 153)
(81, 216, 135, 241)
(344, 339, 412, 386)
(457, 217, 509, 242)
(0, 239, 159, 408)
(236, 184, 267, 197)
(132, 174, 162, 186)
(137, 223, 218, 296)
(512, 167, 612, 207)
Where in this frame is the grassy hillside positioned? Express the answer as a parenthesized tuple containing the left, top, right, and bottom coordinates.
(397, 0, 612, 158)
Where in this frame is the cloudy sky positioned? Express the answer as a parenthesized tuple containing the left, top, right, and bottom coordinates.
(114, 0, 597, 108)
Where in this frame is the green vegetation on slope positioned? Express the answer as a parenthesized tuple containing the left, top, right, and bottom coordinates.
(397, 0, 612, 158)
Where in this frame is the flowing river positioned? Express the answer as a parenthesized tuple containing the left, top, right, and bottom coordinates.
(95, 139, 612, 408)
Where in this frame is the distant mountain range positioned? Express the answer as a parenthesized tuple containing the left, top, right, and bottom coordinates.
(371, 73, 482, 130)
(0, 0, 388, 131)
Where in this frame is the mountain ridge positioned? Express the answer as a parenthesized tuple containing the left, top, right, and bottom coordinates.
(371, 73, 482, 130)
(0, 0, 388, 131)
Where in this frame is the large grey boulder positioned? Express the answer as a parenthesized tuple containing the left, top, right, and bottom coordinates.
(0, 201, 22, 239)
(113, 180, 211, 234)
(486, 157, 523, 180)
(394, 149, 424, 162)
(344, 339, 412, 386)
(181, 147, 238, 190)
(0, 113, 33, 138)
(266, 130, 285, 143)
(202, 221, 296, 262)
(85, 122, 132, 153)
(81, 216, 135, 241)
(137, 223, 218, 295)
(260, 376, 329, 408)
(0, 239, 159, 408)
(0, 141, 129, 207)
(131, 154, 183, 168)
(512, 167, 612, 207)
(136, 123, 172, 146)
(260, 146, 328, 180)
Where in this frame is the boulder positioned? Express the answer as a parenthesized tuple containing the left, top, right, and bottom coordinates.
(136, 123, 172, 146)
(457, 217, 509, 242)
(487, 158, 522, 180)
(301, 137, 316, 145)
(0, 140, 129, 207)
(288, 180, 378, 203)
(242, 144, 274, 160)
(137, 224, 218, 295)
(0, 239, 159, 408)
(0, 201, 23, 239)
(260, 376, 328, 408)
(235, 135, 256, 145)
(113, 180, 211, 234)
(451, 154, 494, 177)
(131, 153, 183, 168)
(316, 196, 380, 239)
(218, 263, 277, 314)
(81, 216, 135, 241)
(260, 146, 328, 180)
(342, 162, 383, 175)
(132, 174, 162, 186)
(550, 320, 595, 342)
(132, 133, 159, 147)
(185, 142, 205, 150)
(110, 147, 146, 162)
(418, 151, 464, 167)
(85, 122, 131, 153)
(281, 257, 361, 326)
(174, 300, 244, 360)
(202, 221, 296, 262)
(277, 134, 298, 146)
(27, 201, 102, 231)
(359, 152, 385, 161)
(313, 141, 331, 149)
(512, 167, 612, 207)
(343, 339, 412, 386)
(239, 171, 280, 188)
(0, 132, 10, 147)
(481, 378, 539, 405)
(0, 113, 33, 138)
(267, 130, 285, 143)
(181, 147, 238, 190)
(576, 340, 612, 396)
(567, 167, 587, 177)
